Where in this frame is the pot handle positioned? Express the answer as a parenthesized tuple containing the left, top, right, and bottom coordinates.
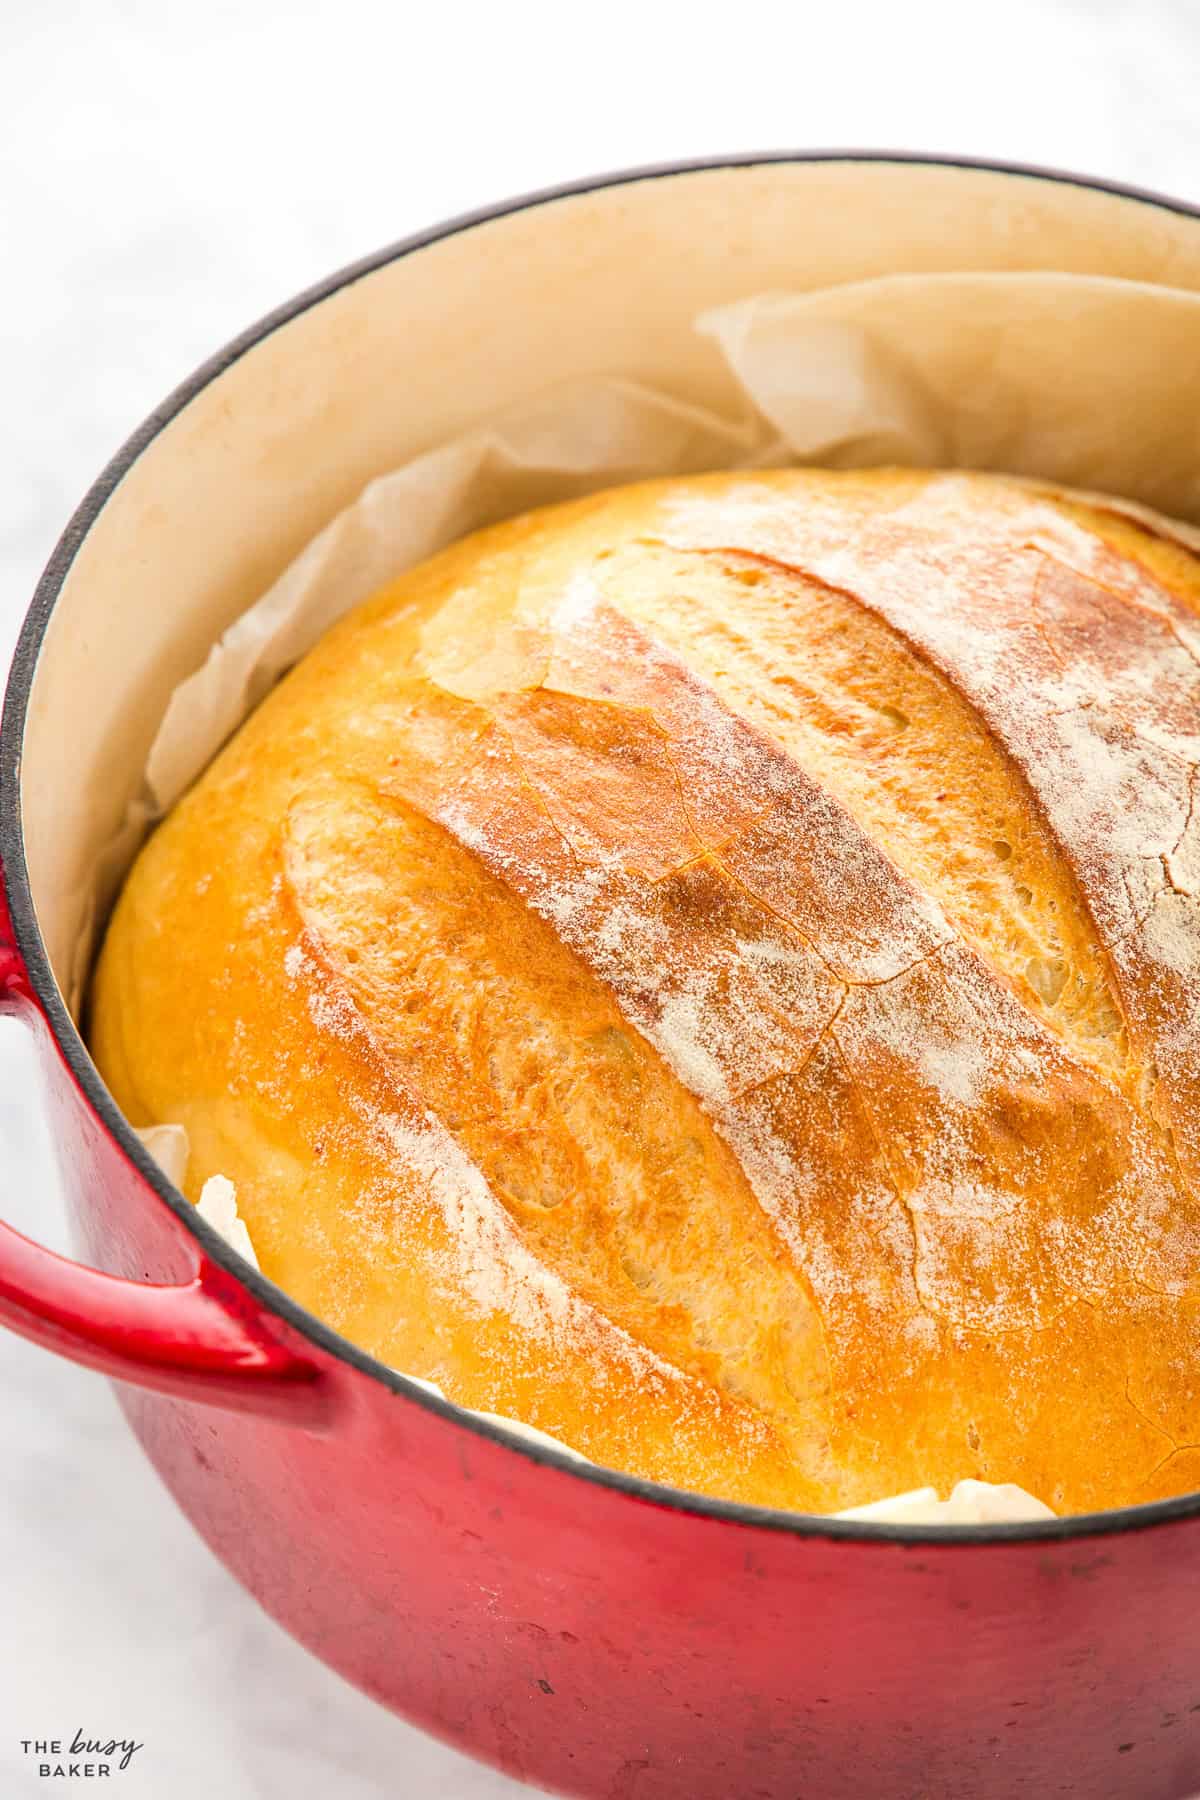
(0, 888, 333, 1428)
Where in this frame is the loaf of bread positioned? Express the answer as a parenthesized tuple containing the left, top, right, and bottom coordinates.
(89, 469, 1200, 1515)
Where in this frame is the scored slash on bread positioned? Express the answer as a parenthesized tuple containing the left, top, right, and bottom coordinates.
(90, 470, 1200, 1514)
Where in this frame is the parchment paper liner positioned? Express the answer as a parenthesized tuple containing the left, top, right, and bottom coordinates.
(98, 270, 1200, 1519)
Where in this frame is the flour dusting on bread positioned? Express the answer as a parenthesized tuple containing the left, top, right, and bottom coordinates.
(93, 469, 1200, 1517)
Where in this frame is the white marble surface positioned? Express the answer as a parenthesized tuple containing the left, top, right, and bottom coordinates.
(1, 3, 1198, 1794)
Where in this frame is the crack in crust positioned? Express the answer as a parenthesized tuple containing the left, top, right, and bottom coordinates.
(659, 475, 1200, 1192)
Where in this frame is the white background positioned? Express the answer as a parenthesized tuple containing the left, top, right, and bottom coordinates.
(1, 3, 1198, 1795)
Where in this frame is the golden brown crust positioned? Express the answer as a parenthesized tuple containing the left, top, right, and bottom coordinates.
(89, 469, 1200, 1513)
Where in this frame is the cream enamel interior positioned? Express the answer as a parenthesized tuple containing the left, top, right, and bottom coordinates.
(21, 158, 1200, 1013)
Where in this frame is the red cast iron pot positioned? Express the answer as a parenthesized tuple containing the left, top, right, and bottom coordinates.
(5, 154, 1200, 1800)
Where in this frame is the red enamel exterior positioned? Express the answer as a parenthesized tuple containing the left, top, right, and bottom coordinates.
(5, 156, 1200, 1800)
